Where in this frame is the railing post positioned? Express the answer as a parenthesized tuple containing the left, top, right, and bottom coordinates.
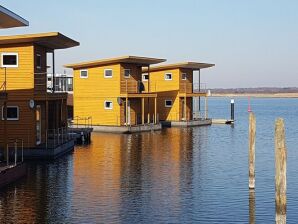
(6, 144, 9, 166)
(21, 140, 24, 162)
(46, 130, 48, 149)
(53, 129, 56, 147)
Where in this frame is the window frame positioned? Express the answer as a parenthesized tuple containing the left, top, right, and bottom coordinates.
(104, 100, 113, 110)
(164, 100, 173, 108)
(80, 69, 88, 79)
(1, 53, 19, 68)
(104, 69, 113, 78)
(2, 106, 19, 121)
(36, 53, 42, 69)
(165, 73, 172, 81)
(124, 69, 131, 78)
(181, 73, 187, 80)
(142, 73, 149, 82)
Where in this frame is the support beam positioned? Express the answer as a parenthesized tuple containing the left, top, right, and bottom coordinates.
(205, 96, 208, 119)
(198, 69, 201, 112)
(52, 51, 55, 93)
(142, 97, 145, 125)
(125, 97, 128, 126)
(184, 96, 187, 121)
(154, 97, 157, 124)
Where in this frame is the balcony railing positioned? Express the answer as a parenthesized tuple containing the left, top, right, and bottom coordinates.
(179, 82, 207, 94)
(34, 73, 73, 93)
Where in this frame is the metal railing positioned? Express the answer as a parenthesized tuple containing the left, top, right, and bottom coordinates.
(70, 116, 93, 128)
(45, 128, 70, 149)
(6, 138, 24, 166)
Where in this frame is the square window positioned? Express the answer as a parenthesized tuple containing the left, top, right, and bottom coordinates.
(2, 106, 19, 120)
(165, 100, 173, 107)
(36, 54, 41, 69)
(182, 73, 187, 80)
(104, 69, 113, 78)
(1, 53, 18, 68)
(165, 73, 172, 80)
(124, 69, 131, 78)
(104, 101, 113, 109)
(142, 73, 149, 81)
(80, 70, 88, 78)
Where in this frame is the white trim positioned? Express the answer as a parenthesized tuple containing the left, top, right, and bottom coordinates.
(124, 69, 131, 78)
(165, 73, 172, 80)
(165, 100, 173, 107)
(181, 73, 187, 80)
(2, 106, 19, 121)
(104, 100, 113, 110)
(80, 69, 88, 79)
(142, 73, 149, 82)
(104, 69, 113, 78)
(1, 53, 18, 68)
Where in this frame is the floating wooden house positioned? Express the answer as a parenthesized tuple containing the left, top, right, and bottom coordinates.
(0, 32, 79, 158)
(143, 62, 215, 127)
(65, 56, 166, 133)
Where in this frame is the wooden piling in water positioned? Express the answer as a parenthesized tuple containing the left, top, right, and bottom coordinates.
(275, 118, 287, 224)
(249, 190, 256, 224)
(249, 112, 256, 189)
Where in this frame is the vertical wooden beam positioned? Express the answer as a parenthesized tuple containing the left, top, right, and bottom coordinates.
(204, 96, 208, 119)
(275, 118, 287, 224)
(184, 96, 187, 121)
(249, 190, 256, 224)
(249, 112, 256, 189)
(154, 97, 157, 124)
(125, 97, 128, 126)
(3, 100, 7, 161)
(142, 97, 144, 125)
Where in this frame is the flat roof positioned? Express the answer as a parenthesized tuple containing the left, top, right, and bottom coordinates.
(0, 32, 79, 50)
(143, 62, 215, 72)
(0, 5, 29, 28)
(65, 56, 166, 69)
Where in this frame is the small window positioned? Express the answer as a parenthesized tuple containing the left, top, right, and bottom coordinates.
(165, 100, 173, 107)
(104, 101, 113, 110)
(80, 70, 88, 78)
(1, 53, 18, 68)
(2, 106, 19, 120)
(36, 54, 41, 69)
(182, 73, 187, 80)
(124, 69, 131, 78)
(165, 73, 172, 80)
(104, 69, 113, 78)
(142, 73, 149, 81)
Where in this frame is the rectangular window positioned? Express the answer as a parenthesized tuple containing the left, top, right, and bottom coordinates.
(142, 73, 149, 81)
(104, 101, 113, 109)
(165, 100, 173, 107)
(36, 54, 41, 69)
(124, 69, 131, 78)
(2, 106, 19, 120)
(80, 70, 88, 78)
(165, 73, 172, 80)
(1, 53, 18, 68)
(104, 69, 113, 78)
(182, 73, 187, 80)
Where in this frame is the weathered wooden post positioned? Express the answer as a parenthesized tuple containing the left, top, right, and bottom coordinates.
(275, 118, 287, 224)
(249, 190, 256, 224)
(249, 112, 256, 189)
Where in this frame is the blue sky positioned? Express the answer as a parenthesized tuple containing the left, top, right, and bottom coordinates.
(1, 0, 297, 88)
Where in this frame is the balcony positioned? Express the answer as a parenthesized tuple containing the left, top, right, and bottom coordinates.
(179, 82, 207, 94)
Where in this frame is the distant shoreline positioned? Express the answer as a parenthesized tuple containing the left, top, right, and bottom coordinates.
(211, 93, 298, 98)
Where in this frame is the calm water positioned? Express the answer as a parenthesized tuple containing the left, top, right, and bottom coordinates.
(1, 98, 298, 223)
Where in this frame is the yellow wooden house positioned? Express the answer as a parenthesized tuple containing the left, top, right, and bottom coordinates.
(143, 62, 215, 126)
(65, 56, 166, 133)
(0, 32, 79, 157)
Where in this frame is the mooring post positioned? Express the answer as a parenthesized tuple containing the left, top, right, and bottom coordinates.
(275, 118, 287, 224)
(249, 190, 256, 224)
(249, 112, 256, 189)
(231, 99, 235, 121)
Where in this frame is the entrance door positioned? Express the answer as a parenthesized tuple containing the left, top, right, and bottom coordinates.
(181, 99, 186, 121)
(36, 105, 41, 145)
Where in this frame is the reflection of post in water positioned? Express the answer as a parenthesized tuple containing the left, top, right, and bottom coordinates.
(249, 190, 255, 224)
(275, 118, 287, 224)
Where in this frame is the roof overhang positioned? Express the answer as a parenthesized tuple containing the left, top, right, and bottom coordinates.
(0, 32, 79, 50)
(0, 5, 29, 29)
(143, 62, 215, 73)
(65, 56, 166, 69)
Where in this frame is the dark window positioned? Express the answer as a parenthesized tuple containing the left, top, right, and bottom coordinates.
(165, 100, 173, 107)
(2, 54, 18, 67)
(36, 54, 41, 68)
(124, 69, 131, 78)
(2, 106, 19, 120)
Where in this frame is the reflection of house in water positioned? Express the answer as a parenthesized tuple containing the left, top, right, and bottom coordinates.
(0, 32, 79, 158)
